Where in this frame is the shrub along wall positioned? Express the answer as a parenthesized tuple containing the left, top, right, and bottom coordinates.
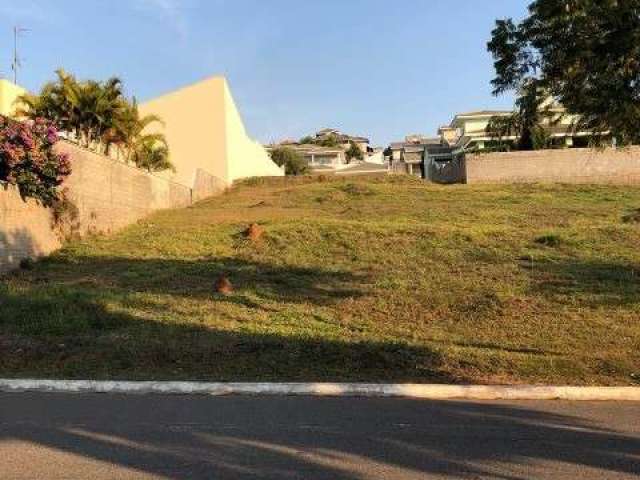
(1, 141, 223, 273)
(465, 147, 640, 184)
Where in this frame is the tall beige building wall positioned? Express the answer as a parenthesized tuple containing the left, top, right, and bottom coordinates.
(222, 80, 284, 182)
(140, 77, 229, 187)
(141, 76, 283, 187)
(0, 79, 26, 116)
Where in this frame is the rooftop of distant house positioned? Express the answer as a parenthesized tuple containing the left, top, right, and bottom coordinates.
(454, 110, 513, 118)
(266, 141, 345, 155)
(315, 128, 370, 144)
(390, 135, 443, 150)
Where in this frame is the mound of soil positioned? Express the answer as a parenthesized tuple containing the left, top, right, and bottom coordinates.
(214, 275, 233, 295)
(245, 223, 264, 241)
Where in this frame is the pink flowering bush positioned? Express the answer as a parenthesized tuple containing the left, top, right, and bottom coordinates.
(0, 116, 71, 206)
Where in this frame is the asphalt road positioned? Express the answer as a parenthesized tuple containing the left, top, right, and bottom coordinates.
(0, 394, 638, 479)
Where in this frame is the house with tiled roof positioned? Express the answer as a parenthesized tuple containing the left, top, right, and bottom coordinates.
(269, 128, 377, 172)
(315, 128, 371, 153)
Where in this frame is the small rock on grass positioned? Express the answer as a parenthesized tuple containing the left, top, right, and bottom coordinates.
(215, 275, 233, 295)
(245, 223, 264, 242)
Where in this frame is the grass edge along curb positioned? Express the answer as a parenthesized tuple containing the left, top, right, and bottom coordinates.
(1, 380, 639, 401)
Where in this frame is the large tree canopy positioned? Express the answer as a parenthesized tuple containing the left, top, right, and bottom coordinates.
(488, 0, 640, 145)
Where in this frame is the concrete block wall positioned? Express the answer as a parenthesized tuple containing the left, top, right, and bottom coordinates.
(0, 141, 218, 273)
(193, 168, 228, 202)
(57, 142, 193, 235)
(0, 185, 61, 272)
(465, 147, 640, 184)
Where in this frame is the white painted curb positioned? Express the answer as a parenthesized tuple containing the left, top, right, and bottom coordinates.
(0, 380, 639, 401)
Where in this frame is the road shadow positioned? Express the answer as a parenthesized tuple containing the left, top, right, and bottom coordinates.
(0, 394, 638, 479)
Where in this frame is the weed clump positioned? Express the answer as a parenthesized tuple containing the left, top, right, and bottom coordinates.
(19, 258, 35, 270)
(338, 183, 376, 197)
(240, 177, 267, 187)
(534, 234, 563, 247)
(622, 208, 640, 223)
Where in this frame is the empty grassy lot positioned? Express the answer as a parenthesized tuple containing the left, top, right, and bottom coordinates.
(1, 175, 640, 385)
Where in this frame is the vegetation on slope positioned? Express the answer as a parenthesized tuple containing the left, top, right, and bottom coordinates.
(1, 176, 639, 384)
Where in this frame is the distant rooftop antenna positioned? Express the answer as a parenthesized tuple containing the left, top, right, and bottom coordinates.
(12, 26, 29, 84)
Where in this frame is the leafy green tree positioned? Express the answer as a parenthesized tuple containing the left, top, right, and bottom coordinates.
(488, 0, 640, 145)
(486, 82, 558, 151)
(531, 124, 552, 150)
(316, 134, 341, 148)
(345, 140, 364, 163)
(299, 136, 315, 144)
(269, 146, 309, 175)
(485, 113, 518, 150)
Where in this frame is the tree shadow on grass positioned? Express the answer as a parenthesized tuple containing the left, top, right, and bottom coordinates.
(520, 257, 640, 307)
(32, 254, 369, 307)
(0, 228, 44, 274)
(0, 394, 639, 479)
(0, 261, 449, 383)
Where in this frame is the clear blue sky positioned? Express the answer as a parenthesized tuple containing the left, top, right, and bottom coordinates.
(2, 0, 529, 146)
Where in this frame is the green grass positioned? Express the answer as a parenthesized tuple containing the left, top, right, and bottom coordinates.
(2, 175, 640, 385)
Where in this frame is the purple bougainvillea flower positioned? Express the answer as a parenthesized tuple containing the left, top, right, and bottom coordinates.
(0, 117, 72, 205)
(46, 126, 59, 144)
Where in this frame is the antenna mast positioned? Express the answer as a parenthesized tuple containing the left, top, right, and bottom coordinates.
(12, 26, 28, 84)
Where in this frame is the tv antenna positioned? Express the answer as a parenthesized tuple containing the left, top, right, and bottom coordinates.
(12, 26, 29, 84)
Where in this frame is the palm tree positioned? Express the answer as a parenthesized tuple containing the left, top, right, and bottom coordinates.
(131, 136, 173, 172)
(16, 70, 173, 172)
(75, 77, 124, 151)
(16, 69, 79, 135)
(110, 99, 170, 171)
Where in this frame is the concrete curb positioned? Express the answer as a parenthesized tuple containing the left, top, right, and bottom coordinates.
(0, 380, 639, 401)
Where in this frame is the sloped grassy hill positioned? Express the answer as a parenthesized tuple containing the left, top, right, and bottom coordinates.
(2, 176, 639, 384)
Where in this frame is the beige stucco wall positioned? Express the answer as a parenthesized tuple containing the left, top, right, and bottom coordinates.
(439, 127, 458, 145)
(141, 76, 283, 187)
(367, 151, 385, 164)
(465, 148, 640, 184)
(0, 79, 26, 116)
(222, 80, 284, 182)
(140, 77, 229, 187)
(460, 118, 491, 135)
(0, 141, 194, 273)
